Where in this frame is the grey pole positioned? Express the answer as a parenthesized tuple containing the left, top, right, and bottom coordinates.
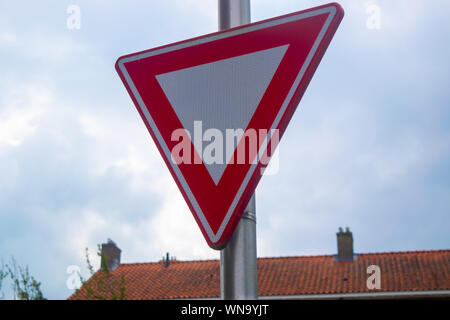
(218, 0, 257, 300)
(218, 0, 251, 30)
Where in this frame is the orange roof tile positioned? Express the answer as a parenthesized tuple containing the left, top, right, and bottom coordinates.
(69, 249, 450, 299)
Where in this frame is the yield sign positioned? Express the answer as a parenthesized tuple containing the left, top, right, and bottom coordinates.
(116, 3, 344, 249)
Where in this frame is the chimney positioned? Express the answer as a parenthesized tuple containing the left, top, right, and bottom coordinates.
(162, 252, 176, 267)
(164, 252, 170, 268)
(101, 239, 121, 271)
(335, 227, 355, 261)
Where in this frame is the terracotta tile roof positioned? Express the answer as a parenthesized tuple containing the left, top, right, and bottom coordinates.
(69, 250, 450, 299)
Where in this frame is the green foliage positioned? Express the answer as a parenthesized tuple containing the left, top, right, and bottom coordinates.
(0, 261, 6, 299)
(0, 257, 46, 300)
(74, 245, 126, 300)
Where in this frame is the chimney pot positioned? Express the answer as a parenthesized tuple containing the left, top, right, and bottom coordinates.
(164, 252, 170, 268)
(101, 239, 121, 271)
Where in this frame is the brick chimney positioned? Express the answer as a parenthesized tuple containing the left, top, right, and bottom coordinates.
(101, 239, 121, 271)
(335, 227, 355, 261)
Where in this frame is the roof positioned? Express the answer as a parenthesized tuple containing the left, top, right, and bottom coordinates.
(69, 249, 450, 300)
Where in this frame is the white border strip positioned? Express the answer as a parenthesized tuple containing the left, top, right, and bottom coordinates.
(118, 6, 336, 244)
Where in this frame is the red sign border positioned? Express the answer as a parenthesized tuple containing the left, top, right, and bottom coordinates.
(116, 3, 344, 249)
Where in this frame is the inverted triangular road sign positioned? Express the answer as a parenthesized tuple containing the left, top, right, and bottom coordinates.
(116, 3, 344, 249)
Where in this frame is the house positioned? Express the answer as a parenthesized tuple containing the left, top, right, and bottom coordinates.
(69, 229, 450, 300)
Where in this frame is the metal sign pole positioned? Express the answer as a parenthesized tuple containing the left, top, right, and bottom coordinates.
(218, 0, 257, 300)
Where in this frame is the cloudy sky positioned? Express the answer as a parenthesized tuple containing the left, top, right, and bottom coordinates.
(0, 0, 449, 299)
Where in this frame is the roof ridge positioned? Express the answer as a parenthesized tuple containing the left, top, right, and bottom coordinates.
(356, 249, 450, 256)
(119, 258, 220, 267)
(258, 254, 333, 260)
(117, 249, 450, 266)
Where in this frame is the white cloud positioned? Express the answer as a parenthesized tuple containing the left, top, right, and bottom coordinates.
(0, 108, 42, 147)
(148, 180, 218, 261)
(0, 31, 16, 44)
(0, 85, 50, 147)
(64, 209, 107, 263)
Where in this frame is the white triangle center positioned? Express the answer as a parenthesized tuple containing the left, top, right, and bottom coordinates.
(156, 45, 288, 185)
